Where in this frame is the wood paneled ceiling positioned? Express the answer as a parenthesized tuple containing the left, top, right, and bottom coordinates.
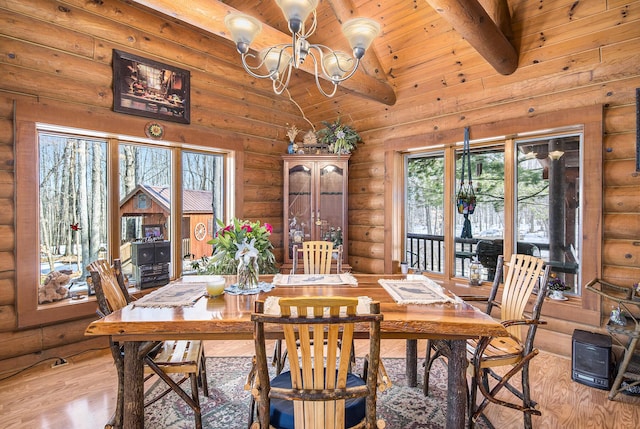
(127, 0, 533, 128)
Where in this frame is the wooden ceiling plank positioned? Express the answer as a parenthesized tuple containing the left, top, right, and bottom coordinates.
(424, 0, 519, 75)
(128, 0, 396, 105)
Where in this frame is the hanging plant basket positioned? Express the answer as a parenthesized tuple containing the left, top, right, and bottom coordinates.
(457, 185, 476, 215)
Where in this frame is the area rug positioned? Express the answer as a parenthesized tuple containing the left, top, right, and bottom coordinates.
(145, 356, 488, 429)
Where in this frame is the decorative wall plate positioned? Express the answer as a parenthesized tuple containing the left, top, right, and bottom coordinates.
(145, 122, 165, 139)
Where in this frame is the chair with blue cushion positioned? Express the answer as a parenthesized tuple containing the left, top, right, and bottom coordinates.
(249, 296, 385, 429)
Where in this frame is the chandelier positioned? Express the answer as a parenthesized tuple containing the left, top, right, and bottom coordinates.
(224, 0, 380, 97)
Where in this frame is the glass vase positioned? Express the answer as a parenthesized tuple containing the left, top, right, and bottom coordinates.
(237, 256, 259, 290)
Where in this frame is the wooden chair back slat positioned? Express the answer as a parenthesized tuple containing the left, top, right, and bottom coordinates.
(499, 254, 546, 340)
(87, 259, 130, 314)
(292, 241, 343, 274)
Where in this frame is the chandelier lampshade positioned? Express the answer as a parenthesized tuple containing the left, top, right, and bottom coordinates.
(342, 18, 381, 59)
(275, 0, 319, 33)
(224, 13, 262, 54)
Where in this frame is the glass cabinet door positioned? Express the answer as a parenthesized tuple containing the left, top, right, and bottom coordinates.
(287, 164, 313, 259)
(317, 162, 345, 249)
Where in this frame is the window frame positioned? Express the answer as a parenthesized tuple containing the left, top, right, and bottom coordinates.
(385, 105, 602, 325)
(15, 103, 236, 328)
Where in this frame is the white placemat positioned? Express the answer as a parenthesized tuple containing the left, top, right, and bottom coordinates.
(272, 273, 358, 286)
(378, 277, 455, 305)
(263, 296, 373, 316)
(132, 282, 206, 307)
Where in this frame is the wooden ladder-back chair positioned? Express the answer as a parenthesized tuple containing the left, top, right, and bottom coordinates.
(87, 259, 209, 429)
(276, 241, 344, 373)
(249, 296, 385, 429)
(291, 241, 343, 275)
(423, 254, 550, 429)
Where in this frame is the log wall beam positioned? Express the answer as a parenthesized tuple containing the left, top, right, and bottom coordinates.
(128, 0, 397, 105)
(425, 0, 518, 75)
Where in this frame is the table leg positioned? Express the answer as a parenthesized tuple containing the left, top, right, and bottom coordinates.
(405, 339, 417, 387)
(123, 341, 145, 429)
(447, 340, 468, 429)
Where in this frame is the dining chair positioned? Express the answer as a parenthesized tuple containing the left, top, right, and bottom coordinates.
(275, 241, 345, 373)
(423, 253, 550, 429)
(248, 296, 385, 429)
(87, 259, 209, 429)
(291, 241, 343, 274)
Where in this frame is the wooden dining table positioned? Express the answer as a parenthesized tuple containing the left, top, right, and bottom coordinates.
(85, 273, 507, 429)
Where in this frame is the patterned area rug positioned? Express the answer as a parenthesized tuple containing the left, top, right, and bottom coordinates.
(145, 356, 489, 428)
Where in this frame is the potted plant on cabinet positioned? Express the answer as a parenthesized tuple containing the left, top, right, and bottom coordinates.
(316, 118, 361, 155)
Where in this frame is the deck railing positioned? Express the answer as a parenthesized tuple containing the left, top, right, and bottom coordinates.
(405, 234, 481, 276)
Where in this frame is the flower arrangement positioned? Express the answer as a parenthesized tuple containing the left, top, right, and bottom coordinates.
(193, 218, 278, 275)
(316, 118, 361, 155)
(547, 274, 569, 291)
(235, 238, 260, 289)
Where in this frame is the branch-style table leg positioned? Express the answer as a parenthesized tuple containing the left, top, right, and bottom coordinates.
(447, 340, 468, 429)
(405, 339, 418, 387)
(406, 338, 467, 429)
(123, 341, 145, 429)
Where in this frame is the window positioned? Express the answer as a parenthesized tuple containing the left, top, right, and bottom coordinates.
(405, 129, 582, 295)
(38, 133, 108, 302)
(119, 143, 172, 284)
(394, 104, 604, 326)
(16, 120, 231, 327)
(181, 151, 224, 269)
(453, 146, 505, 281)
(516, 134, 581, 295)
(405, 154, 445, 273)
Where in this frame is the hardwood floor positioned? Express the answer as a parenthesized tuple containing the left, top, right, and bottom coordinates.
(0, 339, 637, 428)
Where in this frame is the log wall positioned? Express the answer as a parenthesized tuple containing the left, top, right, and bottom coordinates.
(0, 0, 290, 372)
(0, 0, 639, 369)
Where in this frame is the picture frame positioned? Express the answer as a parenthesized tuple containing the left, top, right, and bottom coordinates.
(112, 49, 190, 124)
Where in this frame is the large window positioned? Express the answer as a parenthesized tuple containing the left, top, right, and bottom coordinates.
(21, 124, 229, 325)
(405, 128, 583, 296)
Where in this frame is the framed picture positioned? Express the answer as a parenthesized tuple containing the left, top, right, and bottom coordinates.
(112, 49, 190, 124)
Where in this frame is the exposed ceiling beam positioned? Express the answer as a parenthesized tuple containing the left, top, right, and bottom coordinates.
(325, 0, 392, 95)
(128, 0, 397, 105)
(425, 0, 518, 75)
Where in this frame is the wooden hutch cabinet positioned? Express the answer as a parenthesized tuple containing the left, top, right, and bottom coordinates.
(282, 154, 349, 270)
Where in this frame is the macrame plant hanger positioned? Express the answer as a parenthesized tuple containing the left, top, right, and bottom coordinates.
(457, 127, 476, 238)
